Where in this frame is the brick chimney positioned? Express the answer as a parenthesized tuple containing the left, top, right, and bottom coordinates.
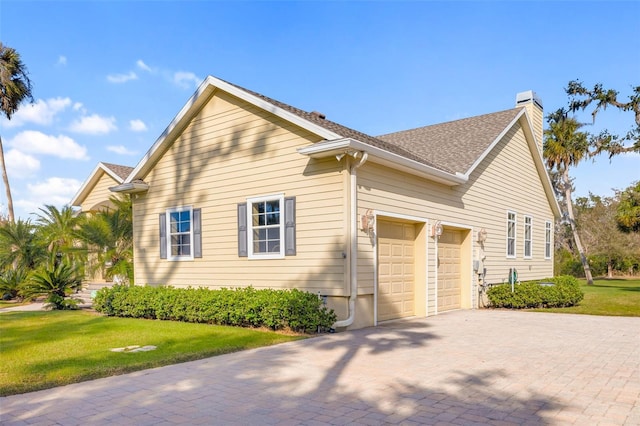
(516, 91, 543, 153)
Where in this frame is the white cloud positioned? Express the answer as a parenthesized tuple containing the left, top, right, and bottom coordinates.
(8, 130, 89, 160)
(57, 55, 67, 66)
(69, 114, 117, 135)
(107, 145, 138, 156)
(107, 71, 138, 84)
(173, 71, 201, 89)
(129, 119, 147, 132)
(73, 102, 84, 111)
(16, 177, 83, 213)
(4, 149, 41, 179)
(137, 59, 152, 72)
(1, 97, 72, 128)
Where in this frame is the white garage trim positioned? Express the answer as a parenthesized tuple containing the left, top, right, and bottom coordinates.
(372, 210, 429, 326)
(434, 221, 474, 314)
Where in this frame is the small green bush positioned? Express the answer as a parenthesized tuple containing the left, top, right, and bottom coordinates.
(93, 285, 336, 333)
(487, 275, 583, 309)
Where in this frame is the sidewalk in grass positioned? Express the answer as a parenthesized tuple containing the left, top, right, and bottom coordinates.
(0, 302, 47, 312)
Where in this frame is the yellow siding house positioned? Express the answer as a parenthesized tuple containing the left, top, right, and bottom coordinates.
(78, 76, 560, 330)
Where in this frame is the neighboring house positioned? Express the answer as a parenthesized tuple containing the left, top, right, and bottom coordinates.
(77, 76, 560, 330)
(71, 162, 133, 282)
(71, 162, 134, 213)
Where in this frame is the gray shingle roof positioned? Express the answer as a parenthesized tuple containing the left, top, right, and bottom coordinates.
(223, 78, 523, 175)
(102, 162, 134, 181)
(223, 79, 441, 169)
(377, 108, 523, 174)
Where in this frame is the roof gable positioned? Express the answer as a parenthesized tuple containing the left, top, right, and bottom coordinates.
(70, 162, 133, 207)
(378, 108, 523, 175)
(125, 76, 443, 183)
(118, 74, 558, 216)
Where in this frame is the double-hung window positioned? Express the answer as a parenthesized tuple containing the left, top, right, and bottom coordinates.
(506, 211, 516, 258)
(159, 206, 202, 261)
(545, 221, 552, 259)
(250, 195, 284, 257)
(238, 194, 296, 259)
(524, 216, 533, 259)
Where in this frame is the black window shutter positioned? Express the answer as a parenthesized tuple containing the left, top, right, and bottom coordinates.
(193, 208, 202, 258)
(159, 213, 167, 259)
(284, 196, 296, 256)
(237, 203, 248, 257)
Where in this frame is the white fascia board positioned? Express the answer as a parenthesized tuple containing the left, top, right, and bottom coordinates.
(125, 79, 216, 183)
(460, 108, 560, 218)
(519, 112, 562, 218)
(462, 109, 526, 180)
(298, 138, 466, 186)
(208, 77, 343, 141)
(125, 76, 342, 183)
(109, 182, 150, 194)
(69, 162, 124, 207)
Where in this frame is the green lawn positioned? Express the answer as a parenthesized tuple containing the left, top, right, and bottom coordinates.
(533, 278, 640, 316)
(0, 310, 304, 396)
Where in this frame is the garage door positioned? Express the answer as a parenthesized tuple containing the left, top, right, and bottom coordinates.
(437, 229, 462, 312)
(377, 220, 415, 321)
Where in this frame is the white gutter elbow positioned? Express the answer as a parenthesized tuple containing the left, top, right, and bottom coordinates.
(333, 151, 368, 329)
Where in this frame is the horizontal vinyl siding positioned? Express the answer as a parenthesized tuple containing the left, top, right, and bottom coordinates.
(81, 172, 118, 212)
(133, 90, 347, 295)
(357, 120, 554, 311)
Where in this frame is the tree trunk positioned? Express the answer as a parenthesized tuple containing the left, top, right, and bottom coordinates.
(607, 261, 613, 279)
(563, 169, 594, 285)
(0, 136, 15, 223)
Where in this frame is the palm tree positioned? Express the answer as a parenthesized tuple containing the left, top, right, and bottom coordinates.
(76, 196, 133, 284)
(0, 219, 47, 271)
(0, 42, 33, 223)
(616, 181, 640, 233)
(543, 108, 594, 285)
(21, 257, 83, 309)
(35, 205, 83, 261)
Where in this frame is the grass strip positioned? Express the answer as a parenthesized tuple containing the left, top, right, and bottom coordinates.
(0, 310, 304, 396)
(532, 278, 640, 316)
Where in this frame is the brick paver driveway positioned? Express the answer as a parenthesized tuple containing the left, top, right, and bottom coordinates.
(2, 310, 639, 425)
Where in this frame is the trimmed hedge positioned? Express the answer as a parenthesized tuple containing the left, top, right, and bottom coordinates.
(93, 285, 336, 333)
(487, 275, 584, 309)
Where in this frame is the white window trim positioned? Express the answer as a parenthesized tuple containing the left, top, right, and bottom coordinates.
(166, 206, 194, 261)
(506, 210, 517, 258)
(545, 220, 552, 260)
(524, 215, 533, 259)
(247, 193, 285, 260)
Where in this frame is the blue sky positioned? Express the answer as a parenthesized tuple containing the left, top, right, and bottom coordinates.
(1, 1, 638, 220)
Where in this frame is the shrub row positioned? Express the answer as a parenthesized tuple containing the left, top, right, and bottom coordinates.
(93, 285, 336, 333)
(487, 275, 584, 309)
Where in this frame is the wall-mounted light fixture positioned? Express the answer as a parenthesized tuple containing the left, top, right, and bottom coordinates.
(431, 221, 443, 238)
(361, 209, 375, 233)
(477, 228, 488, 243)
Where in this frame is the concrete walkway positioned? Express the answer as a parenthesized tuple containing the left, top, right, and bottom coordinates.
(0, 302, 47, 312)
(1, 310, 639, 425)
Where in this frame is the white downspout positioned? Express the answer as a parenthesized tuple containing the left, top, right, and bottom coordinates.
(333, 151, 368, 329)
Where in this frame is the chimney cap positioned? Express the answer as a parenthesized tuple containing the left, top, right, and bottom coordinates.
(516, 90, 543, 109)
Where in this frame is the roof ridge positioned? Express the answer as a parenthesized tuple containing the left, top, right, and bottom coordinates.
(101, 162, 134, 180)
(378, 107, 522, 138)
(219, 78, 443, 170)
